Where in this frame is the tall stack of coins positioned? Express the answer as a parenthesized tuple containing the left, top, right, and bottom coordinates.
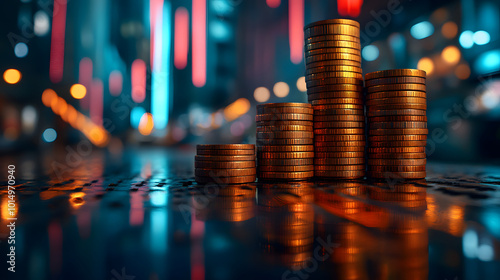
(256, 103, 314, 181)
(365, 69, 427, 180)
(304, 19, 365, 179)
(195, 144, 256, 184)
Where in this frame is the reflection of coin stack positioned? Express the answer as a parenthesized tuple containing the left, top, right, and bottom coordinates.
(368, 180, 427, 209)
(195, 185, 256, 222)
(365, 69, 427, 180)
(256, 103, 314, 181)
(303, 19, 365, 179)
(314, 182, 365, 214)
(257, 182, 314, 269)
(195, 144, 256, 184)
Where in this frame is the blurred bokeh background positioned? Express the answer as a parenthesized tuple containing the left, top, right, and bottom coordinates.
(1, 0, 499, 162)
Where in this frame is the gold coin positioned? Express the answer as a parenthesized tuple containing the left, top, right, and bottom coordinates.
(315, 170, 365, 179)
(314, 121, 365, 129)
(365, 69, 426, 80)
(366, 97, 427, 106)
(368, 128, 428, 135)
(315, 134, 365, 141)
(314, 128, 365, 135)
(315, 151, 364, 158)
(257, 102, 312, 108)
(314, 140, 366, 147)
(305, 19, 360, 29)
(367, 91, 427, 99)
(195, 155, 255, 162)
(308, 91, 362, 100)
(257, 138, 314, 145)
(256, 125, 313, 132)
(314, 114, 364, 122)
(257, 165, 314, 172)
(368, 147, 425, 153)
(313, 104, 364, 110)
(305, 47, 361, 57)
(367, 158, 426, 165)
(315, 165, 365, 171)
(195, 168, 257, 177)
(305, 34, 360, 44)
(368, 152, 426, 159)
(256, 107, 313, 115)
(367, 109, 426, 117)
(368, 165, 426, 172)
(195, 161, 256, 169)
(306, 71, 363, 80)
(311, 98, 363, 106)
(314, 108, 364, 116)
(315, 146, 365, 152)
(306, 77, 363, 88)
(256, 131, 314, 139)
(257, 145, 314, 152)
(197, 149, 255, 156)
(257, 151, 314, 159)
(306, 59, 361, 69)
(306, 53, 362, 64)
(195, 175, 256, 184)
(367, 171, 426, 179)
(197, 144, 255, 150)
(258, 171, 314, 179)
(305, 25, 359, 37)
(305, 41, 361, 51)
(256, 120, 313, 126)
(369, 115, 427, 122)
(368, 135, 428, 141)
(368, 141, 427, 148)
(257, 158, 314, 166)
(368, 122, 427, 129)
(256, 113, 313, 122)
(367, 103, 427, 110)
(306, 66, 362, 76)
(307, 84, 363, 93)
(365, 77, 426, 87)
(367, 84, 426, 93)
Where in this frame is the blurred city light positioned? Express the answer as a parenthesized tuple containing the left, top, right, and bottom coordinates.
(459, 30, 474, 49)
(210, 21, 231, 41)
(34, 10, 50, 36)
(49, 0, 67, 83)
(21, 106, 37, 134)
(224, 98, 251, 121)
(337, 0, 362, 17)
(42, 89, 56, 106)
(14, 42, 28, 58)
(42, 128, 57, 143)
(480, 90, 500, 109)
(70, 84, 87, 99)
(266, 0, 281, 8)
(463, 228, 478, 258)
(473, 30, 490, 45)
(174, 7, 189, 69)
(441, 21, 458, 39)
(474, 50, 500, 74)
(254, 87, 270, 102)
(78, 58, 92, 109)
(289, 0, 304, 64)
(362, 45, 379, 61)
(455, 63, 471, 80)
(109, 70, 123, 96)
(296, 77, 307, 92)
(3, 69, 21, 84)
(273, 82, 290, 98)
(388, 33, 405, 51)
(410, 21, 434, 39)
(139, 113, 155, 135)
(131, 59, 146, 103)
(192, 0, 207, 87)
(131, 107, 146, 129)
(417, 57, 434, 75)
(90, 80, 103, 126)
(441, 46, 461, 65)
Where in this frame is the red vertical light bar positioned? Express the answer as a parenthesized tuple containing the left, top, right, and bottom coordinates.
(190, 200, 205, 280)
(289, 0, 304, 64)
(174, 7, 189, 69)
(266, 0, 281, 8)
(78, 58, 93, 109)
(131, 59, 147, 103)
(109, 70, 123, 96)
(337, 0, 363, 17)
(192, 0, 206, 87)
(90, 79, 103, 126)
(49, 0, 68, 83)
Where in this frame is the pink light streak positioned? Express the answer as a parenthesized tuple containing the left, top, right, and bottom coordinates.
(78, 58, 93, 109)
(192, 0, 207, 87)
(289, 0, 304, 64)
(109, 70, 123, 96)
(174, 7, 189, 69)
(90, 79, 103, 126)
(49, 0, 68, 83)
(131, 59, 147, 103)
(150, 0, 164, 70)
(266, 0, 281, 8)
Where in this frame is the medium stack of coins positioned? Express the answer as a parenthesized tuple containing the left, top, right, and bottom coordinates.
(195, 144, 256, 184)
(304, 19, 365, 179)
(256, 103, 314, 181)
(365, 69, 427, 180)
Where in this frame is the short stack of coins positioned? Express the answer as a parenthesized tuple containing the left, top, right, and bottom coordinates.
(365, 69, 428, 180)
(304, 19, 365, 179)
(256, 103, 314, 181)
(195, 144, 256, 184)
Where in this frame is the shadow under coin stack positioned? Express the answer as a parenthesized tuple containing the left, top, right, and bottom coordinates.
(195, 144, 256, 184)
(365, 69, 428, 180)
(304, 19, 365, 179)
(256, 103, 314, 181)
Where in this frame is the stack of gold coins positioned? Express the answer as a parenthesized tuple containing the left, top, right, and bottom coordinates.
(304, 19, 365, 179)
(194, 144, 256, 184)
(256, 103, 314, 181)
(365, 69, 427, 180)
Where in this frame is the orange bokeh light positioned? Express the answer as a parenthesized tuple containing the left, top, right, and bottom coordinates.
(3, 69, 21, 84)
(138, 113, 155, 135)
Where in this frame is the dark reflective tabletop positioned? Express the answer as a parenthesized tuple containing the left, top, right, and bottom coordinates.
(1, 147, 499, 280)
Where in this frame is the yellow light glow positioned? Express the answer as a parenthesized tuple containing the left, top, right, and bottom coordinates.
(3, 69, 21, 84)
(70, 192, 86, 209)
(441, 22, 458, 39)
(138, 113, 154, 135)
(442, 46, 461, 65)
(296, 76, 307, 92)
(254, 87, 270, 103)
(273, 82, 290, 98)
(417, 57, 434, 75)
(42, 89, 57, 107)
(455, 64, 471, 80)
(224, 98, 251, 122)
(70, 84, 87, 99)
